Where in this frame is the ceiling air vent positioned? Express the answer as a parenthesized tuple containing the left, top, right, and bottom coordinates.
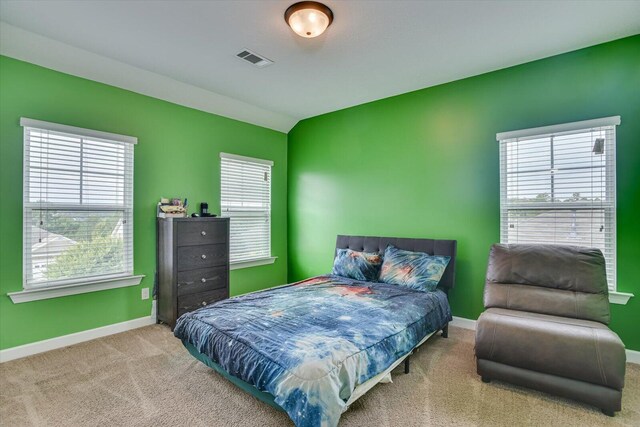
(236, 49, 273, 68)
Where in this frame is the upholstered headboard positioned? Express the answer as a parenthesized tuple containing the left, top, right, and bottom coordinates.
(335, 235, 457, 291)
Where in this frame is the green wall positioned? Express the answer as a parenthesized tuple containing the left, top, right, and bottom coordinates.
(0, 56, 288, 350)
(2, 36, 639, 354)
(287, 36, 640, 350)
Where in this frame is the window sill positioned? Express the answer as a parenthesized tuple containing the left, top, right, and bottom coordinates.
(609, 291, 634, 305)
(8, 275, 145, 304)
(230, 257, 277, 270)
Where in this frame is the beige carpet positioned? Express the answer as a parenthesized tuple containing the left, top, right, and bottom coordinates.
(1, 325, 638, 426)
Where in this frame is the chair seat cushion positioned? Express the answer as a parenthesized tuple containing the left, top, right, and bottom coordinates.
(475, 308, 626, 390)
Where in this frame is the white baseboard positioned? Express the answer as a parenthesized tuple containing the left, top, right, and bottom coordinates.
(627, 349, 640, 365)
(451, 316, 477, 330)
(450, 315, 639, 365)
(2, 312, 637, 365)
(0, 316, 155, 363)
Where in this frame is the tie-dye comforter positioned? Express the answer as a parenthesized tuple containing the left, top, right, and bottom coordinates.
(174, 275, 451, 427)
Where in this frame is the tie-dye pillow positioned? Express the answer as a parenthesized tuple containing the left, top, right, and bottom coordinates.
(331, 248, 383, 282)
(379, 245, 450, 291)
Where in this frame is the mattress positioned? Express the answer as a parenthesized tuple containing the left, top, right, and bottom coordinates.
(174, 275, 451, 427)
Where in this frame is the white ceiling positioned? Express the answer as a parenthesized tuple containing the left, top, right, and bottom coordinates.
(1, 1, 639, 132)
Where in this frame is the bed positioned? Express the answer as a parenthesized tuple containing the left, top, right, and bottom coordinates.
(174, 235, 457, 427)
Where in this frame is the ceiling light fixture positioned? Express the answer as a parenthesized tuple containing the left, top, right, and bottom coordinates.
(285, 1, 334, 38)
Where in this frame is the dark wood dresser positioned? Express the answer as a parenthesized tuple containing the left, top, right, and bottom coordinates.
(157, 217, 230, 329)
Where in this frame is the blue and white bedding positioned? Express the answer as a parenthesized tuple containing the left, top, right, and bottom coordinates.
(174, 275, 451, 427)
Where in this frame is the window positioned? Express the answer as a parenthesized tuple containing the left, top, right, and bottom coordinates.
(498, 116, 619, 291)
(22, 118, 136, 289)
(220, 153, 273, 266)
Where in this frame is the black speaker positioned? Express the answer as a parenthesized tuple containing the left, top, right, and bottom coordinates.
(200, 202, 214, 217)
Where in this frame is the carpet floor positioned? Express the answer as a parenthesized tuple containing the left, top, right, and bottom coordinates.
(1, 324, 638, 426)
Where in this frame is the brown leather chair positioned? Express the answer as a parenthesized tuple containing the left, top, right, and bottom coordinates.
(475, 244, 626, 416)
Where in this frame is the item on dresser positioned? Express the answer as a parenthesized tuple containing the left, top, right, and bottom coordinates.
(157, 217, 230, 328)
(157, 197, 187, 218)
(200, 202, 216, 217)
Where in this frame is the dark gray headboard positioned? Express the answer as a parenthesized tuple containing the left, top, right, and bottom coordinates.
(335, 235, 457, 291)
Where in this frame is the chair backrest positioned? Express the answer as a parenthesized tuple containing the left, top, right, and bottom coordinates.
(484, 244, 610, 324)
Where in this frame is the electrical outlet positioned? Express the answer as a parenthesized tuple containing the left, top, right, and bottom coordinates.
(141, 287, 150, 300)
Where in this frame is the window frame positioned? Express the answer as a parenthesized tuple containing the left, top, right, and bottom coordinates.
(220, 152, 276, 269)
(19, 118, 139, 294)
(497, 116, 620, 293)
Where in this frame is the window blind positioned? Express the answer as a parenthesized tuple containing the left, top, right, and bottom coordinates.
(498, 116, 619, 290)
(220, 153, 272, 263)
(21, 118, 135, 289)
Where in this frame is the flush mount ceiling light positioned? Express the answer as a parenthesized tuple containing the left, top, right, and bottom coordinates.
(285, 1, 334, 38)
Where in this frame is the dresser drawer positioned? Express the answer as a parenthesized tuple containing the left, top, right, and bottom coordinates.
(177, 244, 228, 271)
(177, 220, 227, 246)
(177, 266, 227, 296)
(178, 288, 228, 317)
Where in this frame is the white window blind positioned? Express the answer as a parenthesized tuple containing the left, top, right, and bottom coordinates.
(21, 118, 136, 289)
(498, 116, 619, 291)
(220, 153, 272, 264)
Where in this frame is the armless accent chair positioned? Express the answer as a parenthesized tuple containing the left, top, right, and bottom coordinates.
(475, 244, 626, 416)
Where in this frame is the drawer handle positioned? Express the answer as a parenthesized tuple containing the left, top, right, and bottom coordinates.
(201, 254, 207, 259)
(201, 278, 207, 283)
(201, 230, 207, 236)
(201, 301, 207, 306)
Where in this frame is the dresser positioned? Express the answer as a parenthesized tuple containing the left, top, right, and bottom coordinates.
(157, 217, 230, 329)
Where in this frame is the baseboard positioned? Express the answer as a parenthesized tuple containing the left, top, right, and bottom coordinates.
(2, 312, 637, 365)
(0, 316, 156, 363)
(627, 349, 640, 365)
(451, 316, 477, 330)
(450, 315, 639, 365)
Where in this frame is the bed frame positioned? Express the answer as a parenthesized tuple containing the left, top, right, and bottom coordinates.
(185, 235, 457, 413)
(335, 235, 457, 378)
